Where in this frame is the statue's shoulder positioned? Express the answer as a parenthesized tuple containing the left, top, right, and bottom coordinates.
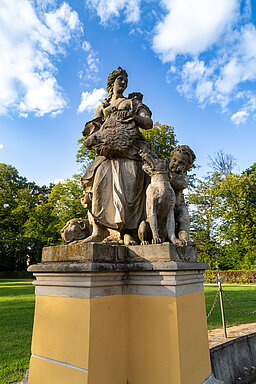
(128, 92, 152, 117)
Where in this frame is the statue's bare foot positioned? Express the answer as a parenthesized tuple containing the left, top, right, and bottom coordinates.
(81, 235, 103, 243)
(124, 234, 138, 246)
(170, 234, 183, 246)
(141, 240, 149, 245)
(68, 239, 84, 245)
(152, 237, 162, 244)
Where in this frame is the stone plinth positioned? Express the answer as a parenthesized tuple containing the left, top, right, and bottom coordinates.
(27, 243, 219, 384)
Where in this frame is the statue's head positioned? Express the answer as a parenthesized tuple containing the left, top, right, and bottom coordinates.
(106, 66, 128, 94)
(169, 145, 196, 174)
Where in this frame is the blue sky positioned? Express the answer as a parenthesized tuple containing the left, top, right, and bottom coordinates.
(0, 0, 256, 186)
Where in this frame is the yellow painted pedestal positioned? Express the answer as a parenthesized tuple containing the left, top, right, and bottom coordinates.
(27, 243, 218, 384)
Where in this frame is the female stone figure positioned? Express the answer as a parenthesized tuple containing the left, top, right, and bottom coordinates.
(81, 67, 153, 245)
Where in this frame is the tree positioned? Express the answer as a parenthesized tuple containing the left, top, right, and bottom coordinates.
(213, 166, 256, 269)
(187, 161, 256, 270)
(0, 164, 53, 270)
(208, 149, 237, 176)
(140, 122, 178, 161)
(49, 175, 87, 232)
(24, 176, 87, 255)
(187, 174, 222, 269)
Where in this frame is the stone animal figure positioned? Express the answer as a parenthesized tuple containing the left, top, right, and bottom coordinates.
(138, 150, 177, 245)
(61, 218, 92, 243)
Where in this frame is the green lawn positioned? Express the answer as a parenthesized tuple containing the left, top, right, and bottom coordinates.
(205, 285, 256, 329)
(0, 280, 35, 384)
(0, 281, 256, 383)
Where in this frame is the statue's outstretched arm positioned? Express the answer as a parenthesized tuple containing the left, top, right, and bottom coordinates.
(135, 107, 153, 130)
(94, 104, 104, 119)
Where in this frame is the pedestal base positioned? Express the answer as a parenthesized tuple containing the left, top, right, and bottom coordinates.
(27, 243, 221, 384)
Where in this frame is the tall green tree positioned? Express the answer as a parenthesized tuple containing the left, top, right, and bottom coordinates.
(187, 174, 222, 269)
(0, 164, 52, 270)
(49, 175, 87, 232)
(187, 160, 256, 270)
(213, 166, 256, 269)
(140, 122, 177, 161)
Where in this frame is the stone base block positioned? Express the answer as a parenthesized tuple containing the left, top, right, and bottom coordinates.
(27, 243, 216, 384)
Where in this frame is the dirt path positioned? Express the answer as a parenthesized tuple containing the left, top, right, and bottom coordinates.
(208, 322, 256, 348)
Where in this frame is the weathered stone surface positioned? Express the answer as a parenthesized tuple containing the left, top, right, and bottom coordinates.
(30, 244, 207, 298)
(210, 332, 256, 384)
(169, 145, 196, 245)
(202, 374, 224, 383)
(138, 150, 176, 245)
(81, 67, 153, 246)
(41, 242, 127, 263)
(40, 242, 198, 264)
(21, 369, 29, 384)
(29, 243, 205, 274)
(59, 67, 197, 252)
(60, 218, 91, 243)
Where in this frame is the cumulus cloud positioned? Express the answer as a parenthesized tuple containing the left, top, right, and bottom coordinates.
(153, 0, 239, 62)
(79, 41, 100, 81)
(85, 0, 141, 24)
(231, 110, 249, 125)
(77, 88, 107, 113)
(0, 144, 4, 150)
(0, 0, 82, 116)
(152, 0, 256, 125)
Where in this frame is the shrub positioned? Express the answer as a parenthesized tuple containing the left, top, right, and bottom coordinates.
(204, 270, 256, 284)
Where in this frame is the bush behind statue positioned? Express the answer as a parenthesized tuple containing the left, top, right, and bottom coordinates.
(204, 269, 256, 284)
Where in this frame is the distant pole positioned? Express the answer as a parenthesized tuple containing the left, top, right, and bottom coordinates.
(215, 254, 227, 338)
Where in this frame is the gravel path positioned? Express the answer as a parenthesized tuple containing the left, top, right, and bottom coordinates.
(208, 322, 256, 348)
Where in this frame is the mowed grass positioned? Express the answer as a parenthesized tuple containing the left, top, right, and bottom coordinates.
(0, 280, 35, 384)
(205, 285, 256, 329)
(0, 281, 256, 383)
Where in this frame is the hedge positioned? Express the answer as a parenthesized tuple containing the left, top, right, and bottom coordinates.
(0, 271, 34, 279)
(204, 270, 256, 284)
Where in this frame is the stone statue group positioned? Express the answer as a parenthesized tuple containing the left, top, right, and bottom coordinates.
(61, 67, 195, 247)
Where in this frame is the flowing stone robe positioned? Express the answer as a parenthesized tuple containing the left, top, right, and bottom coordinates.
(82, 99, 152, 231)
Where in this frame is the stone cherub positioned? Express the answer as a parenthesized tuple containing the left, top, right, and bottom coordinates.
(138, 150, 176, 245)
(169, 145, 196, 245)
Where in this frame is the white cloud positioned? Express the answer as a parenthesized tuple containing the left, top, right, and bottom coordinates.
(85, 0, 141, 24)
(0, 144, 4, 150)
(231, 110, 249, 125)
(153, 0, 256, 125)
(153, 0, 239, 61)
(77, 88, 107, 113)
(0, 0, 82, 116)
(20, 113, 29, 118)
(80, 41, 100, 81)
(82, 41, 91, 52)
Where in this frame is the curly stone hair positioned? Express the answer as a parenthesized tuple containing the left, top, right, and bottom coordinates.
(106, 66, 128, 94)
(170, 145, 196, 171)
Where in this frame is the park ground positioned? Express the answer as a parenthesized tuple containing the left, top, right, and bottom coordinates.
(0, 280, 256, 383)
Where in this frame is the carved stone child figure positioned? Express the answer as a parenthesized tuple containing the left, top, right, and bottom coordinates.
(169, 145, 196, 245)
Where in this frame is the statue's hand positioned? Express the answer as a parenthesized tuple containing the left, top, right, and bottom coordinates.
(122, 110, 134, 123)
